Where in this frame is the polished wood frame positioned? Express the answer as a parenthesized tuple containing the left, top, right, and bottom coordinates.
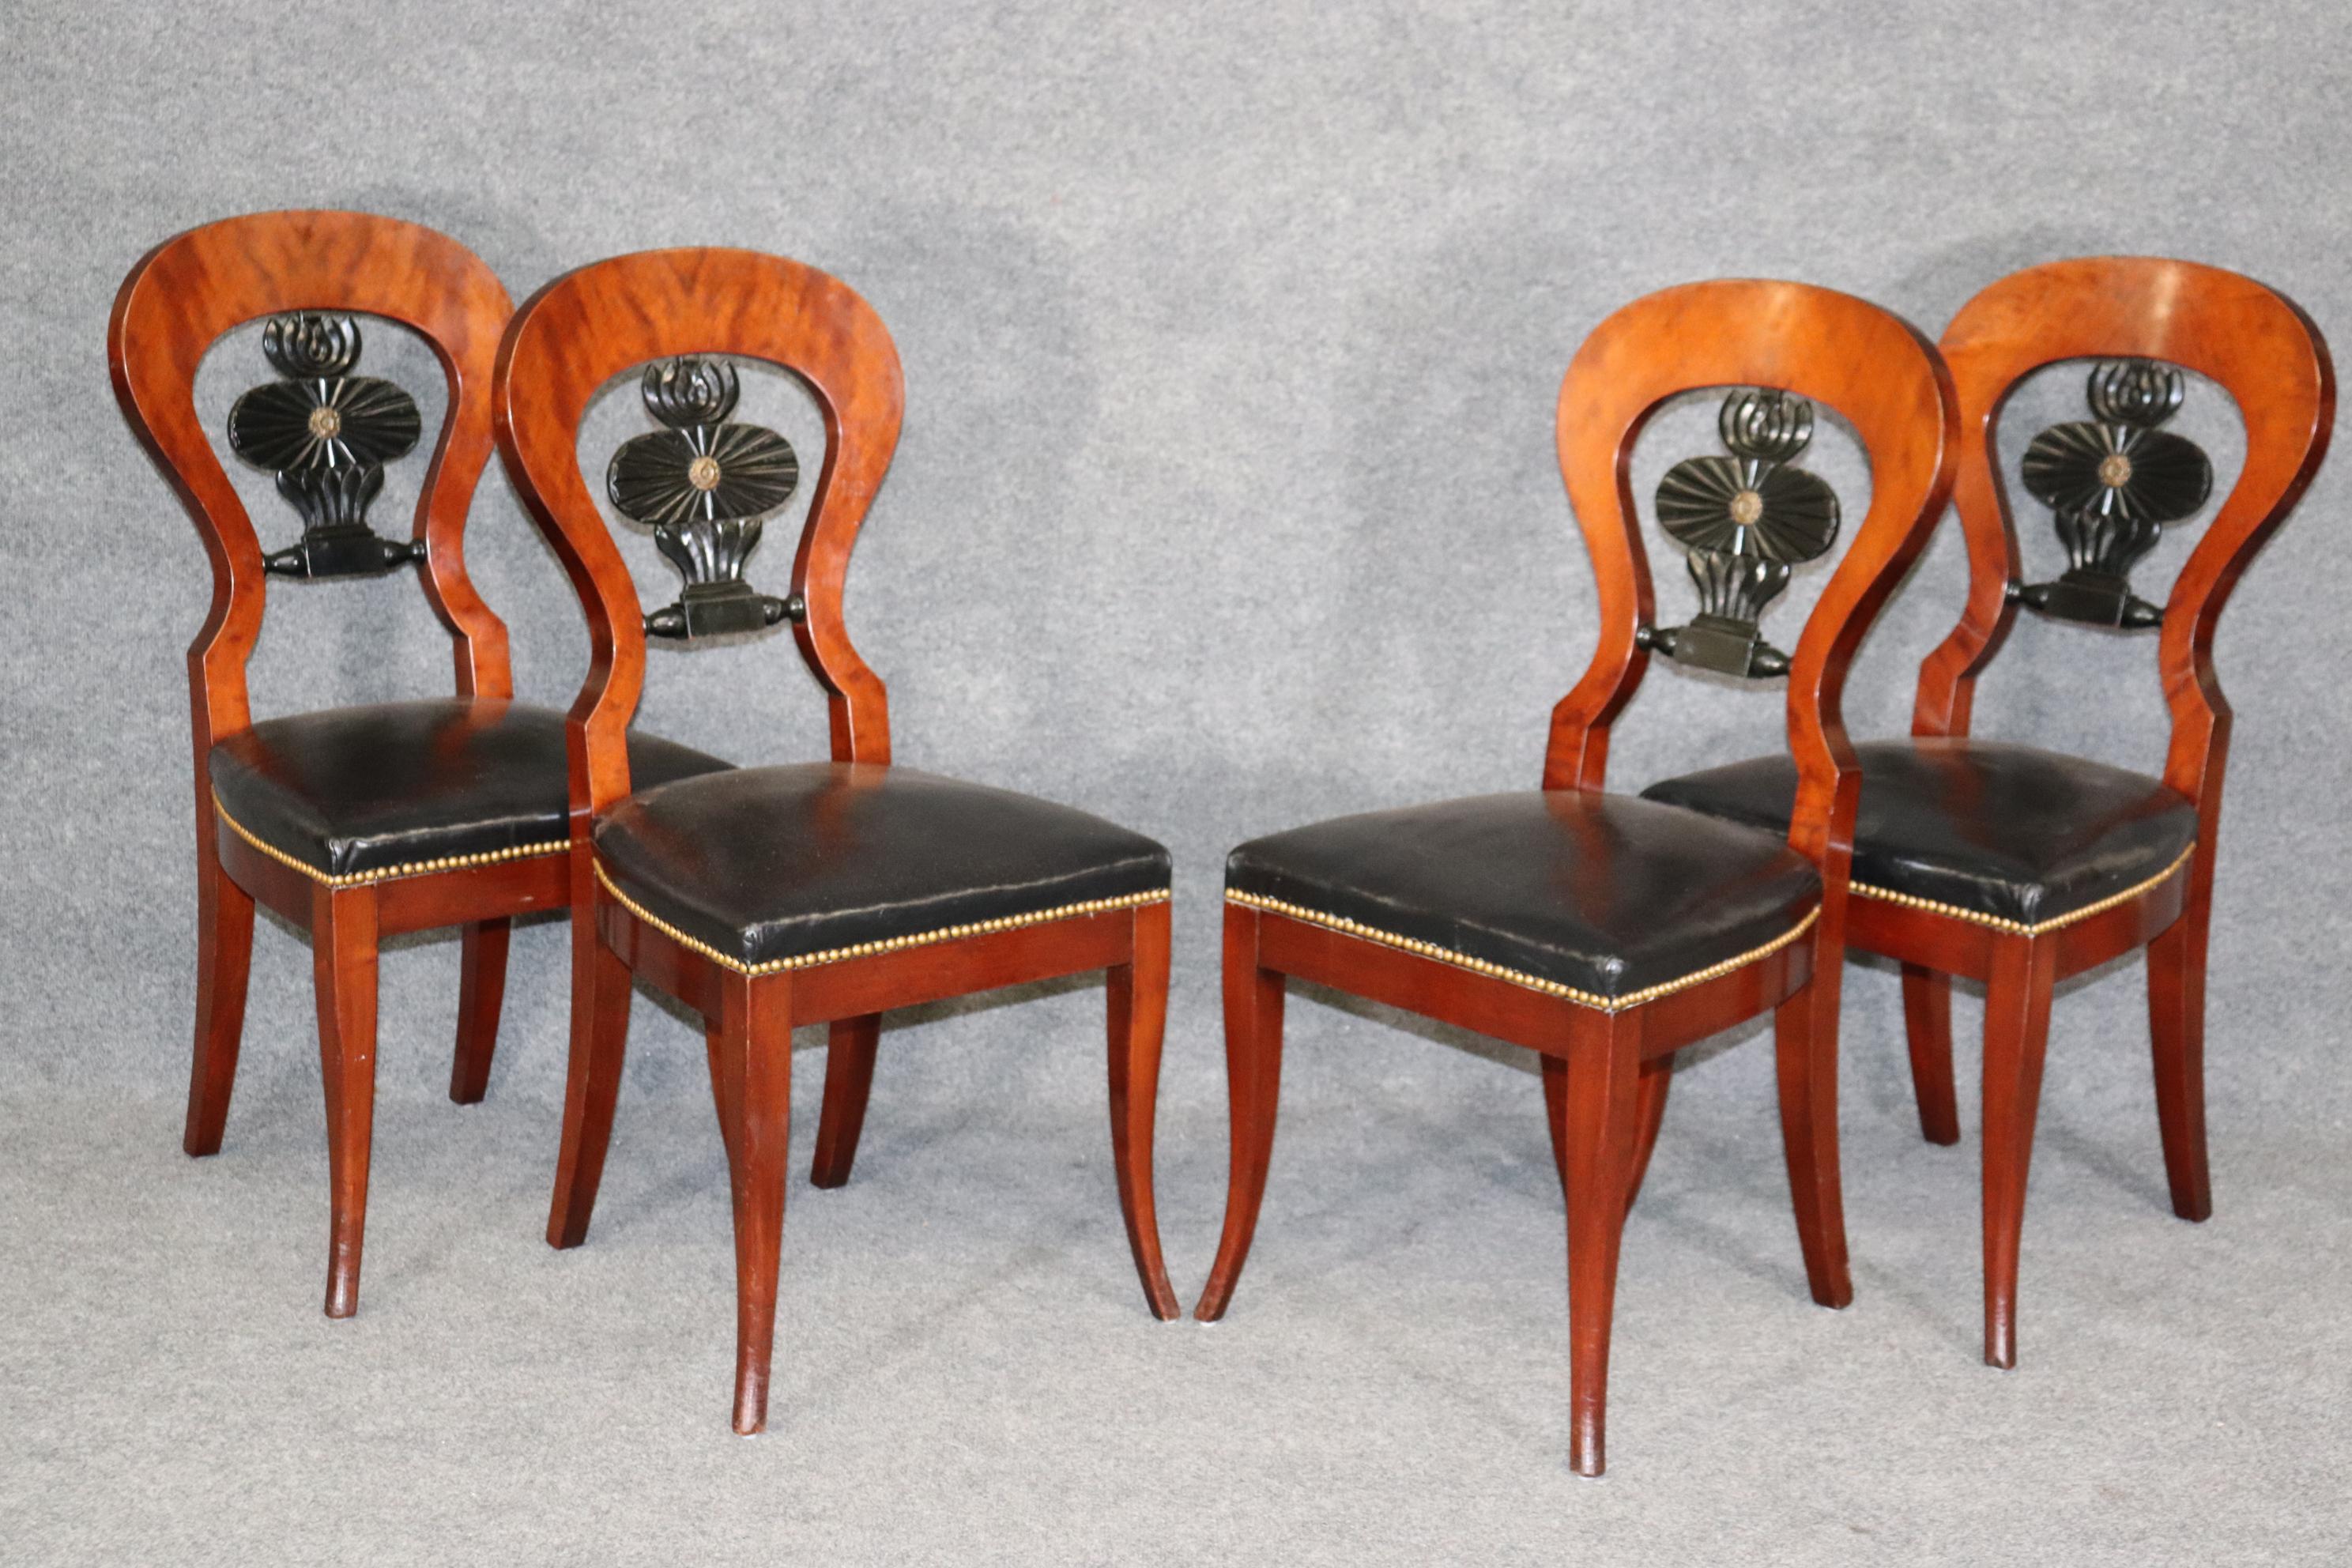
(109, 210, 529, 1317)
(1195, 281, 1960, 1474)
(495, 247, 1178, 1435)
(1889, 258, 2333, 1367)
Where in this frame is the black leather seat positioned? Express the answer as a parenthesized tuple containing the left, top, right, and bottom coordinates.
(593, 763, 1174, 969)
(208, 699, 732, 882)
(1642, 739, 2199, 929)
(1225, 791, 1821, 1003)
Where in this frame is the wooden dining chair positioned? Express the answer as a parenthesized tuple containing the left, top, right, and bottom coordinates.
(492, 247, 1180, 1435)
(1644, 258, 2333, 1368)
(1194, 281, 1958, 1475)
(109, 211, 731, 1317)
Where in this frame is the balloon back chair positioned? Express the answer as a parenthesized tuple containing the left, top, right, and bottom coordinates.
(493, 247, 1179, 1435)
(1646, 257, 2333, 1366)
(1197, 281, 1959, 1474)
(108, 211, 729, 1317)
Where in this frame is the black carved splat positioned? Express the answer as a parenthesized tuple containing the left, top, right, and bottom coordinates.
(2015, 360, 2214, 630)
(1642, 389, 1841, 678)
(226, 315, 426, 578)
(607, 357, 803, 641)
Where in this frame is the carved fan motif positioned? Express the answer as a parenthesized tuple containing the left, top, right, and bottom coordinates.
(2015, 360, 2214, 629)
(224, 314, 425, 579)
(1644, 389, 1841, 678)
(606, 357, 803, 641)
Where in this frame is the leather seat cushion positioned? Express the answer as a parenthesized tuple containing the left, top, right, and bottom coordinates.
(1226, 791, 1821, 1003)
(209, 699, 732, 880)
(1641, 739, 2198, 929)
(592, 763, 1172, 969)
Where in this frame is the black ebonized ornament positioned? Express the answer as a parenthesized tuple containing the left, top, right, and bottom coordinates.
(1642, 389, 1841, 678)
(607, 358, 802, 641)
(2015, 360, 2213, 629)
(226, 315, 426, 579)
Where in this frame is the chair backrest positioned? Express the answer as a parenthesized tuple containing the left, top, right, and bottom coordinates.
(494, 248, 906, 817)
(1913, 257, 2333, 820)
(110, 210, 516, 770)
(1542, 280, 1959, 872)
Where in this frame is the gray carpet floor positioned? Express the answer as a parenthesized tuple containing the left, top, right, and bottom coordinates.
(5, 955, 2347, 1566)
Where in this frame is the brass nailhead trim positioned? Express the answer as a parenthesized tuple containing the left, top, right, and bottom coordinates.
(594, 858, 1170, 978)
(1848, 842, 2196, 937)
(211, 790, 568, 890)
(1224, 889, 1820, 1014)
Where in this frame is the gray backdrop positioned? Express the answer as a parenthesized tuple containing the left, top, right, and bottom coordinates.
(4, 2, 2349, 1562)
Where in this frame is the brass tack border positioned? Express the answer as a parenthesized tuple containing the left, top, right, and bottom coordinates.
(1849, 842, 2196, 937)
(594, 858, 1170, 978)
(1224, 888, 1819, 1013)
(212, 790, 567, 890)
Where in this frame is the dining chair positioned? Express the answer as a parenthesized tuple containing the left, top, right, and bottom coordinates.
(1194, 281, 1958, 1474)
(1644, 258, 2333, 1368)
(492, 246, 1180, 1435)
(108, 210, 731, 1317)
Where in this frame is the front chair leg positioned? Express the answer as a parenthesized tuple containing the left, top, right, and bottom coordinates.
(1774, 975, 1854, 1310)
(1551, 1008, 1641, 1478)
(808, 1015, 880, 1189)
(1106, 899, 1180, 1319)
(447, 918, 513, 1105)
(1542, 1054, 1669, 1217)
(2146, 897, 2214, 1223)
(312, 883, 381, 1319)
(546, 902, 635, 1250)
(712, 971, 793, 1435)
(1981, 936, 2056, 1369)
(1194, 902, 1287, 1322)
(185, 830, 257, 1157)
(1900, 963, 1963, 1146)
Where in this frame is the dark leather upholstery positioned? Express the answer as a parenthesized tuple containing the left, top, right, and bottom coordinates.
(208, 699, 731, 880)
(593, 763, 1172, 967)
(1225, 791, 1821, 1001)
(1642, 739, 2199, 928)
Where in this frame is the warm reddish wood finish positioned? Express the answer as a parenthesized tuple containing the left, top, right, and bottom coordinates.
(495, 247, 1179, 1434)
(107, 211, 557, 1317)
(1895, 258, 2331, 1366)
(1196, 281, 1959, 1474)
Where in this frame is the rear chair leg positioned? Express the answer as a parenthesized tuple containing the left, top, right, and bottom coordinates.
(1901, 963, 1963, 1146)
(809, 1015, 880, 1189)
(547, 895, 635, 1250)
(1551, 1009, 1641, 1478)
(448, 918, 512, 1104)
(2147, 898, 2214, 1223)
(185, 828, 256, 1157)
(1775, 975, 1854, 1310)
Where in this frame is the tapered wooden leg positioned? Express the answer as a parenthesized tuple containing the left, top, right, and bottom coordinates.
(546, 892, 635, 1250)
(1194, 903, 1287, 1322)
(447, 918, 511, 1105)
(2147, 896, 2213, 1223)
(1551, 1007, 1641, 1477)
(711, 971, 793, 1435)
(184, 830, 255, 1157)
(1540, 1051, 1570, 1204)
(1106, 901, 1180, 1319)
(705, 1018, 740, 1169)
(808, 1016, 880, 1189)
(1550, 1055, 1670, 1216)
(1775, 975, 1854, 1309)
(1900, 963, 1962, 1146)
(1981, 936, 2056, 1369)
(1623, 1058, 1672, 1216)
(312, 883, 381, 1319)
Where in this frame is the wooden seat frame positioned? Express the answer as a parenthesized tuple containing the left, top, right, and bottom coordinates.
(1891, 258, 2332, 1367)
(1193, 281, 1959, 1475)
(494, 247, 1179, 1436)
(110, 211, 529, 1317)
